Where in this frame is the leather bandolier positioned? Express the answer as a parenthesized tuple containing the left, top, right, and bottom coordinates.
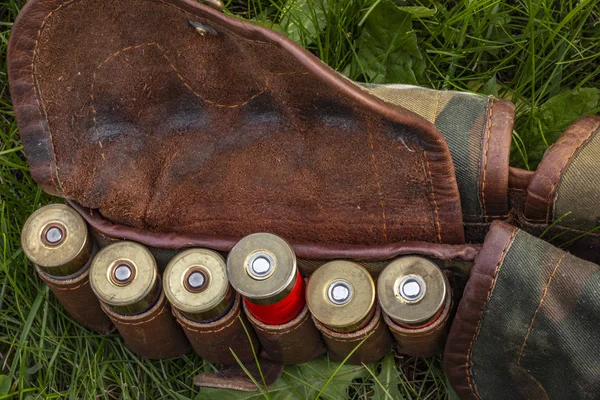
(8, 0, 600, 398)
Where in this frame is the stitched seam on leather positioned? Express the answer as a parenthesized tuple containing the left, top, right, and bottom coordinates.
(517, 252, 566, 365)
(112, 302, 168, 326)
(480, 98, 494, 222)
(90, 42, 275, 111)
(29, 0, 273, 195)
(466, 227, 517, 399)
(549, 122, 600, 222)
(367, 130, 388, 241)
(32, 1, 79, 195)
(422, 150, 442, 243)
(180, 309, 241, 334)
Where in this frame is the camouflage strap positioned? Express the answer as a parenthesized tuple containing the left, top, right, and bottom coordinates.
(445, 220, 600, 400)
(361, 84, 514, 225)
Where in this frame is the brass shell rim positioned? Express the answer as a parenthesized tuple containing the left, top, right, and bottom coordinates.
(377, 256, 447, 325)
(306, 260, 375, 330)
(21, 204, 89, 270)
(90, 241, 157, 307)
(227, 233, 297, 301)
(163, 248, 229, 314)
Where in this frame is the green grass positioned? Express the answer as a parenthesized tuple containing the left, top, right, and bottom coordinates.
(1, 0, 599, 398)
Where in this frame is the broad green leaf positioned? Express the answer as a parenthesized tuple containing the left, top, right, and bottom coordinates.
(479, 75, 498, 97)
(526, 88, 600, 168)
(536, 88, 600, 137)
(351, 1, 424, 84)
(395, 6, 436, 18)
(0, 375, 10, 396)
(280, 0, 327, 45)
(372, 354, 403, 400)
(195, 357, 369, 400)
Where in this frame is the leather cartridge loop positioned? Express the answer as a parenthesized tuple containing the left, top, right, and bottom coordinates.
(36, 264, 114, 334)
(10, 0, 464, 247)
(243, 303, 326, 364)
(312, 304, 392, 365)
(101, 291, 191, 359)
(383, 290, 452, 357)
(172, 293, 260, 365)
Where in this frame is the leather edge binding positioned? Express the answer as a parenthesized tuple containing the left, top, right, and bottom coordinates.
(68, 200, 480, 261)
(479, 98, 515, 221)
(7, 0, 64, 195)
(443, 220, 518, 400)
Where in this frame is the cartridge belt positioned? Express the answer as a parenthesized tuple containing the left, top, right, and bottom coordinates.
(8, 0, 600, 398)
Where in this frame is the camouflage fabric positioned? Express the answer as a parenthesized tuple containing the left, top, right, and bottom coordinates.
(459, 225, 600, 399)
(361, 84, 494, 223)
(554, 128, 600, 230)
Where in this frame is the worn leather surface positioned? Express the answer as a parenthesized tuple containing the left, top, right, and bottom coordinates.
(244, 303, 326, 364)
(194, 358, 284, 391)
(444, 221, 518, 400)
(173, 293, 260, 365)
(9, 0, 464, 247)
(384, 291, 452, 357)
(37, 264, 114, 334)
(313, 305, 391, 365)
(102, 291, 190, 359)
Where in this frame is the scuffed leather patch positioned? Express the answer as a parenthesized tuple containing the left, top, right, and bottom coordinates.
(9, 0, 464, 246)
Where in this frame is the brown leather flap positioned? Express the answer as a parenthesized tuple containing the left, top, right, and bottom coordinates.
(9, 0, 464, 247)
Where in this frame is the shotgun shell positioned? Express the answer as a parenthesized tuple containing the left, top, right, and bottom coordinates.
(227, 233, 305, 325)
(377, 256, 448, 327)
(163, 249, 234, 321)
(90, 242, 160, 315)
(306, 261, 376, 332)
(21, 204, 93, 277)
(21, 204, 113, 333)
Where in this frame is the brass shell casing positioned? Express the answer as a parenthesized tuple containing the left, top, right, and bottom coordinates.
(306, 261, 376, 332)
(90, 242, 159, 315)
(377, 256, 448, 326)
(21, 204, 93, 277)
(227, 233, 297, 305)
(163, 249, 234, 321)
